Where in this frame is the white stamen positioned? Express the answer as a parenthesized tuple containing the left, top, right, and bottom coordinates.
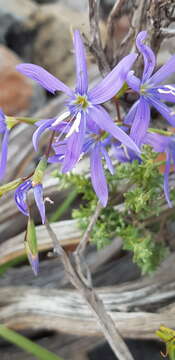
(122, 144, 130, 160)
(78, 152, 84, 162)
(51, 111, 70, 127)
(66, 112, 81, 138)
(158, 85, 175, 96)
(59, 155, 65, 160)
(44, 197, 54, 204)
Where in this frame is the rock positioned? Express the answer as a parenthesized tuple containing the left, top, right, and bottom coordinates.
(33, 5, 89, 84)
(33, 0, 88, 11)
(32, 3, 89, 85)
(0, 45, 45, 115)
(0, 0, 37, 44)
(0, 0, 38, 60)
(58, 0, 88, 12)
(6, 3, 89, 86)
(28, 4, 74, 85)
(0, 1, 89, 86)
(0, 0, 37, 19)
(34, 0, 57, 3)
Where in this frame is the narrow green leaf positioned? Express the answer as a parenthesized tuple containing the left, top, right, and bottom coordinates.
(0, 254, 27, 275)
(0, 325, 63, 360)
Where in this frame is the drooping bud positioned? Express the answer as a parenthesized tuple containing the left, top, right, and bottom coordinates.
(32, 157, 47, 224)
(25, 217, 39, 276)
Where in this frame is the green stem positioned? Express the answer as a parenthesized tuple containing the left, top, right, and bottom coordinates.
(17, 117, 39, 125)
(0, 325, 63, 360)
(148, 128, 174, 136)
(49, 189, 78, 222)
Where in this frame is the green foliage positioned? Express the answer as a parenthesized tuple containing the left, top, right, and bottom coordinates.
(54, 147, 169, 273)
(120, 226, 167, 273)
(73, 206, 125, 249)
(116, 146, 163, 217)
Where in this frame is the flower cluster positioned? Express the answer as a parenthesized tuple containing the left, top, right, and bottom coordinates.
(1, 29, 175, 224)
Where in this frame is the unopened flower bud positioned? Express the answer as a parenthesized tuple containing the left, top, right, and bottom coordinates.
(25, 217, 39, 276)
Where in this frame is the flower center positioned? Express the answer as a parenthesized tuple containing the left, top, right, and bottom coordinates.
(74, 94, 90, 111)
(140, 85, 147, 95)
(140, 82, 153, 95)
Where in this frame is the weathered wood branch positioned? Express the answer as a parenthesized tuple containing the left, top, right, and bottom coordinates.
(1, 284, 175, 340)
(0, 219, 81, 265)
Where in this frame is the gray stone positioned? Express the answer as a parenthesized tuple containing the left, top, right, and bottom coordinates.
(34, 0, 58, 3)
(4, 3, 89, 85)
(28, 3, 89, 84)
(0, 0, 37, 48)
(0, 0, 89, 86)
(0, 0, 37, 18)
(34, 0, 88, 12)
(58, 0, 88, 12)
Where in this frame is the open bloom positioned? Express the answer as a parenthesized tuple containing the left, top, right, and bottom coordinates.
(125, 31, 175, 146)
(49, 123, 113, 206)
(17, 30, 140, 173)
(80, 129, 114, 207)
(14, 179, 45, 224)
(0, 110, 9, 180)
(144, 132, 175, 207)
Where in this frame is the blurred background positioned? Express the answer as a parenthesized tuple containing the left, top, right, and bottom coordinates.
(0, 1, 175, 359)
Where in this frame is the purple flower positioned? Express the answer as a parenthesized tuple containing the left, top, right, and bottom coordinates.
(83, 130, 114, 207)
(0, 109, 9, 180)
(125, 31, 175, 146)
(112, 137, 141, 163)
(49, 123, 113, 206)
(144, 132, 174, 207)
(17, 30, 140, 172)
(14, 179, 45, 224)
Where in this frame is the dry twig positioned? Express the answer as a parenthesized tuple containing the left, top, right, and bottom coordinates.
(105, 0, 127, 65)
(75, 200, 102, 256)
(88, 0, 110, 75)
(104, 0, 175, 69)
(45, 219, 134, 360)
